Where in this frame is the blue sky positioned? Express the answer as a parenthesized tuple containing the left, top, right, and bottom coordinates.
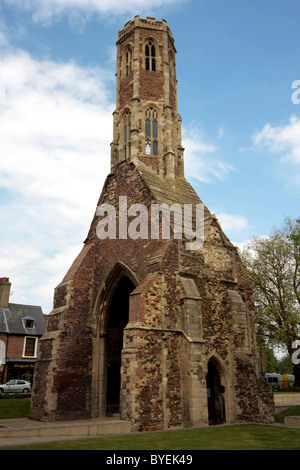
(0, 0, 299, 314)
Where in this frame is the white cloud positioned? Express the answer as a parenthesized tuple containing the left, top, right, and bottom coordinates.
(253, 115, 300, 165)
(0, 48, 113, 222)
(0, 240, 82, 313)
(216, 212, 249, 234)
(182, 125, 234, 183)
(4, 0, 184, 24)
(0, 40, 114, 313)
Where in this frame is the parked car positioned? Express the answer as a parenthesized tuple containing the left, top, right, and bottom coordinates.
(0, 379, 31, 393)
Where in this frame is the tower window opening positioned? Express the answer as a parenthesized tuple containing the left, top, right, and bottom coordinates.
(123, 112, 131, 159)
(145, 41, 156, 71)
(152, 119, 158, 139)
(145, 118, 151, 138)
(125, 47, 132, 76)
(145, 107, 158, 155)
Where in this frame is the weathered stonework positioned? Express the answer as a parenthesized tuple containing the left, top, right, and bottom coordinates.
(30, 16, 274, 429)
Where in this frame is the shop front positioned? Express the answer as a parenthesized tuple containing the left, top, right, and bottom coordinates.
(4, 359, 36, 384)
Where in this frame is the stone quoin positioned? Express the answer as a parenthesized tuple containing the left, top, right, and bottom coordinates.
(30, 16, 274, 430)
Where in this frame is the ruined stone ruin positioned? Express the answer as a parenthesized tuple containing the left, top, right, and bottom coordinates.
(30, 16, 274, 431)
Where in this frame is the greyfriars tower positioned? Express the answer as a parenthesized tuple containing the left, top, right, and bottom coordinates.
(30, 16, 274, 430)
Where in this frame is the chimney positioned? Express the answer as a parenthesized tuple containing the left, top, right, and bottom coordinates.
(0, 277, 11, 309)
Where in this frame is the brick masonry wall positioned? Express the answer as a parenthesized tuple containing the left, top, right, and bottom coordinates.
(6, 335, 25, 358)
(30, 159, 274, 427)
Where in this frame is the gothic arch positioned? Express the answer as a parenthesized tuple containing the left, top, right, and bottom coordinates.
(91, 262, 138, 417)
(143, 104, 160, 156)
(206, 355, 228, 425)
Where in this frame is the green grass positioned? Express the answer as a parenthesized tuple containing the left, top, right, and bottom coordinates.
(0, 398, 31, 420)
(1, 400, 300, 450)
(275, 405, 300, 423)
(1, 425, 300, 450)
(277, 387, 300, 393)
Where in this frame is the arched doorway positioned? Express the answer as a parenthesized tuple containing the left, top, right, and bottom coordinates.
(91, 263, 137, 418)
(206, 359, 226, 425)
(105, 275, 135, 415)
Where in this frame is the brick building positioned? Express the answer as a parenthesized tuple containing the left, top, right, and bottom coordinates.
(30, 16, 274, 429)
(0, 278, 46, 385)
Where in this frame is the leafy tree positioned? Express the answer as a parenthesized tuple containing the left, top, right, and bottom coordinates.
(265, 347, 279, 373)
(277, 354, 294, 374)
(287, 218, 300, 306)
(241, 217, 300, 382)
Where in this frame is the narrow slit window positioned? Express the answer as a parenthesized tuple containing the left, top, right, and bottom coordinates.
(123, 111, 131, 159)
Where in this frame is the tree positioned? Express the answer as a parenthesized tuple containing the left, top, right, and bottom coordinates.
(287, 218, 300, 307)
(265, 347, 279, 373)
(277, 354, 294, 374)
(241, 217, 300, 382)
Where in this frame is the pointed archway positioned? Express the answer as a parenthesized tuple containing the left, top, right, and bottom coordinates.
(105, 275, 136, 415)
(206, 358, 226, 425)
(91, 263, 138, 418)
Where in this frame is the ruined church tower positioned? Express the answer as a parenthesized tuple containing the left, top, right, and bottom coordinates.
(110, 16, 184, 182)
(30, 17, 274, 429)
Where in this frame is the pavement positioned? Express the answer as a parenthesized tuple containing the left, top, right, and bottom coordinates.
(0, 417, 132, 448)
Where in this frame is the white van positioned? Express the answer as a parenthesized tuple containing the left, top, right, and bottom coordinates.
(264, 373, 282, 390)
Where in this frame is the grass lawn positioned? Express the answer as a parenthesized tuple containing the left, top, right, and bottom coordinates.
(1, 399, 300, 450)
(0, 398, 31, 420)
(1, 424, 300, 450)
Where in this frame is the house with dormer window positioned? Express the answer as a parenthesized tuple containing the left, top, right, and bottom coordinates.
(0, 277, 46, 385)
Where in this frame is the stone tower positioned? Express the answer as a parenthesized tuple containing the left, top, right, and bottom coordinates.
(30, 16, 274, 430)
(110, 16, 184, 183)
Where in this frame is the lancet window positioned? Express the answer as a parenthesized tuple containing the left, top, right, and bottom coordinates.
(125, 46, 133, 76)
(145, 107, 158, 155)
(145, 41, 156, 72)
